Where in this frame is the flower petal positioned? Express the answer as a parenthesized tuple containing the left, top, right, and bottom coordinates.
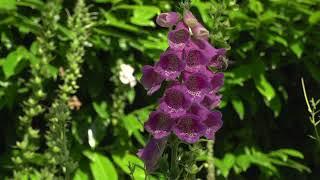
(145, 110, 175, 139)
(183, 71, 211, 102)
(173, 113, 206, 143)
(137, 137, 168, 172)
(202, 111, 223, 139)
(155, 49, 185, 80)
(140, 65, 165, 95)
(168, 22, 190, 50)
(156, 12, 180, 27)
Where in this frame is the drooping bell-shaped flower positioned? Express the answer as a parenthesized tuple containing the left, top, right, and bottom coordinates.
(183, 10, 198, 28)
(201, 93, 222, 110)
(183, 71, 211, 102)
(210, 72, 224, 93)
(141, 65, 165, 95)
(155, 49, 185, 80)
(201, 110, 223, 139)
(145, 110, 175, 139)
(183, 42, 208, 72)
(192, 23, 209, 40)
(137, 138, 168, 172)
(159, 84, 192, 118)
(168, 22, 190, 50)
(187, 103, 209, 118)
(156, 12, 180, 28)
(173, 113, 206, 143)
(191, 39, 226, 69)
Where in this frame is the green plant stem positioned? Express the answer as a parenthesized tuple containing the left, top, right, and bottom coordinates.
(207, 140, 215, 180)
(170, 136, 179, 179)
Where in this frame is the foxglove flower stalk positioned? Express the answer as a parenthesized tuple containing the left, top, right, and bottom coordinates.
(138, 9, 227, 172)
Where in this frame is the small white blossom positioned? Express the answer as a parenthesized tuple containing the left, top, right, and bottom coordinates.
(88, 129, 96, 148)
(119, 64, 137, 87)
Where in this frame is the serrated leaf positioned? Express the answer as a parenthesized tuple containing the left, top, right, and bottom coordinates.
(83, 151, 118, 180)
(236, 155, 251, 171)
(290, 42, 303, 58)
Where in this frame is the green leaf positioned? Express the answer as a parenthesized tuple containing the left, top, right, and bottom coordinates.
(236, 155, 251, 171)
(93, 101, 109, 119)
(274, 149, 304, 159)
(130, 6, 160, 27)
(83, 151, 118, 180)
(0, 0, 16, 10)
(94, 0, 121, 3)
(231, 97, 245, 120)
(254, 74, 276, 101)
(308, 11, 320, 25)
(265, 94, 282, 117)
(102, 11, 141, 33)
(249, 0, 264, 15)
(73, 168, 89, 180)
(112, 153, 145, 180)
(2, 47, 29, 79)
(290, 42, 303, 58)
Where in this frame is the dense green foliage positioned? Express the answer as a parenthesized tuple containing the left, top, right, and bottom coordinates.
(0, 0, 319, 179)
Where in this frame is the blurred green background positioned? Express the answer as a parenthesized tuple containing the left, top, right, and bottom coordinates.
(0, 0, 319, 179)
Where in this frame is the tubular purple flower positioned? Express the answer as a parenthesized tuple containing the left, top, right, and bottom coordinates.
(210, 72, 224, 93)
(156, 12, 180, 28)
(155, 49, 185, 80)
(183, 71, 211, 102)
(137, 137, 168, 172)
(187, 103, 209, 119)
(145, 110, 175, 139)
(183, 10, 198, 28)
(159, 85, 192, 118)
(191, 39, 226, 68)
(140, 65, 165, 95)
(173, 113, 206, 143)
(183, 42, 208, 72)
(168, 22, 190, 50)
(192, 23, 209, 40)
(201, 111, 223, 139)
(201, 93, 222, 110)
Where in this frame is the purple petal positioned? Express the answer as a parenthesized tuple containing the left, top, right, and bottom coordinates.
(173, 113, 206, 143)
(201, 111, 223, 139)
(137, 138, 168, 172)
(140, 65, 165, 95)
(190, 39, 226, 68)
(156, 12, 180, 27)
(183, 71, 211, 102)
(187, 103, 209, 119)
(183, 42, 208, 72)
(210, 72, 224, 93)
(192, 23, 209, 40)
(159, 85, 192, 118)
(155, 49, 185, 80)
(145, 110, 175, 139)
(168, 22, 190, 50)
(183, 10, 198, 28)
(201, 93, 222, 110)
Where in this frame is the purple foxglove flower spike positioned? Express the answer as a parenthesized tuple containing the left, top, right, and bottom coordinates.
(159, 84, 192, 118)
(183, 10, 198, 28)
(156, 12, 180, 28)
(137, 138, 168, 172)
(192, 23, 210, 40)
(201, 93, 222, 110)
(155, 49, 185, 80)
(183, 42, 208, 72)
(145, 110, 175, 139)
(183, 71, 211, 102)
(140, 65, 165, 95)
(173, 113, 206, 143)
(201, 110, 223, 139)
(168, 22, 190, 50)
(208, 48, 227, 68)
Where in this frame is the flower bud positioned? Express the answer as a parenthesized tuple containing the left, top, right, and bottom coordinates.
(192, 23, 209, 40)
(183, 10, 198, 28)
(156, 12, 180, 27)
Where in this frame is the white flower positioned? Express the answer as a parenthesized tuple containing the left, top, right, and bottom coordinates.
(119, 64, 137, 87)
(88, 129, 96, 148)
